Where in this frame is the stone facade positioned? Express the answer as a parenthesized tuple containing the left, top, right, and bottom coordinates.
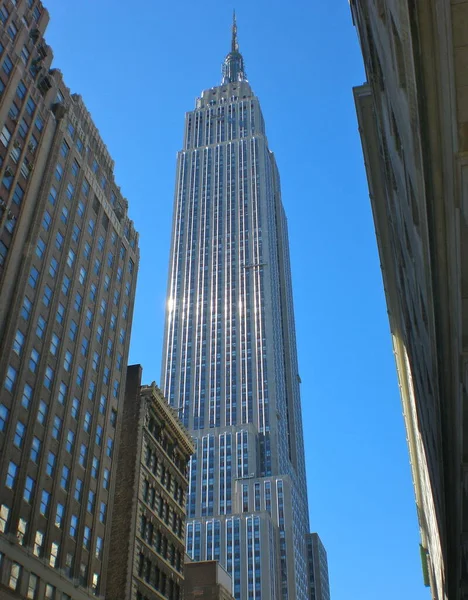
(351, 1, 468, 598)
(0, 1, 139, 598)
(306, 534, 330, 600)
(107, 365, 194, 600)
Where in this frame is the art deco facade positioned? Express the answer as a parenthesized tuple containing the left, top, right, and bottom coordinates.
(306, 534, 329, 600)
(0, 1, 139, 598)
(162, 18, 312, 600)
(107, 365, 194, 600)
(351, 1, 468, 598)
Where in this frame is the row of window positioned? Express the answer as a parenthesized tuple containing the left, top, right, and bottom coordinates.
(137, 551, 181, 600)
(139, 513, 183, 572)
(0, 552, 98, 599)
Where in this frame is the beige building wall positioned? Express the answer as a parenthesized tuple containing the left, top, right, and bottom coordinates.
(351, 1, 468, 599)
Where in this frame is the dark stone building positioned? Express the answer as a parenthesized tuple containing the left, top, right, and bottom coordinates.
(107, 365, 194, 600)
(184, 561, 235, 600)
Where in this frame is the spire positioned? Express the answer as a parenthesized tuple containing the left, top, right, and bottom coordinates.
(222, 12, 247, 84)
(231, 10, 238, 52)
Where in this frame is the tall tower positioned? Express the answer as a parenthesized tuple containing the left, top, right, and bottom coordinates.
(0, 2, 139, 598)
(162, 16, 311, 600)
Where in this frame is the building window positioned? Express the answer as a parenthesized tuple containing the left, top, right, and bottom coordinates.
(102, 468, 110, 490)
(49, 542, 59, 569)
(8, 562, 21, 591)
(5, 365, 17, 392)
(83, 525, 91, 549)
(99, 501, 107, 524)
(80, 336, 89, 356)
(0, 403, 9, 431)
(17, 518, 27, 546)
(0, 240, 8, 265)
(46, 451, 56, 476)
(69, 515, 78, 538)
(0, 504, 10, 533)
(44, 366, 54, 389)
(95, 536, 103, 560)
(92, 572, 100, 594)
(69, 320, 77, 341)
(87, 491, 95, 513)
(0, 6, 8, 24)
(45, 584, 55, 599)
(57, 381, 67, 404)
(62, 275, 71, 296)
(21, 295, 32, 320)
(50, 333, 60, 356)
(36, 315, 47, 338)
(53, 502, 64, 531)
(40, 489, 50, 516)
(36, 238, 46, 258)
(106, 437, 113, 458)
(71, 397, 80, 419)
(14, 420, 26, 447)
(30, 436, 41, 462)
(60, 466, 70, 490)
(29, 348, 40, 373)
(23, 475, 35, 502)
(42, 210, 52, 231)
(52, 415, 62, 439)
(13, 329, 25, 355)
(56, 302, 65, 324)
(27, 573, 38, 598)
(66, 429, 75, 453)
(74, 478, 83, 501)
(79, 443, 88, 467)
(84, 411, 92, 433)
(64, 350, 72, 372)
(91, 456, 99, 478)
(95, 425, 103, 447)
(33, 530, 44, 556)
(37, 400, 48, 425)
(72, 224, 81, 242)
(88, 380, 96, 400)
(28, 266, 40, 289)
(0, 124, 11, 146)
(76, 366, 84, 387)
(43, 285, 53, 306)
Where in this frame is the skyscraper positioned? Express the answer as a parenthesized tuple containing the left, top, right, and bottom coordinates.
(162, 17, 312, 600)
(306, 534, 330, 600)
(0, 2, 139, 598)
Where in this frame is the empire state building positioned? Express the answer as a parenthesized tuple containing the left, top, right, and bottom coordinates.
(162, 17, 313, 600)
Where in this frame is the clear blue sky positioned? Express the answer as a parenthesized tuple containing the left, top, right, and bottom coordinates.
(43, 1, 429, 599)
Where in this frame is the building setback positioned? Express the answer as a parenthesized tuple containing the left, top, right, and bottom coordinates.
(351, 0, 468, 598)
(184, 561, 235, 600)
(161, 16, 313, 600)
(306, 534, 330, 600)
(0, 1, 139, 598)
(107, 365, 194, 600)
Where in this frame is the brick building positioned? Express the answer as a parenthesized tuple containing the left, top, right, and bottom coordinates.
(0, 1, 139, 598)
(107, 365, 194, 600)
